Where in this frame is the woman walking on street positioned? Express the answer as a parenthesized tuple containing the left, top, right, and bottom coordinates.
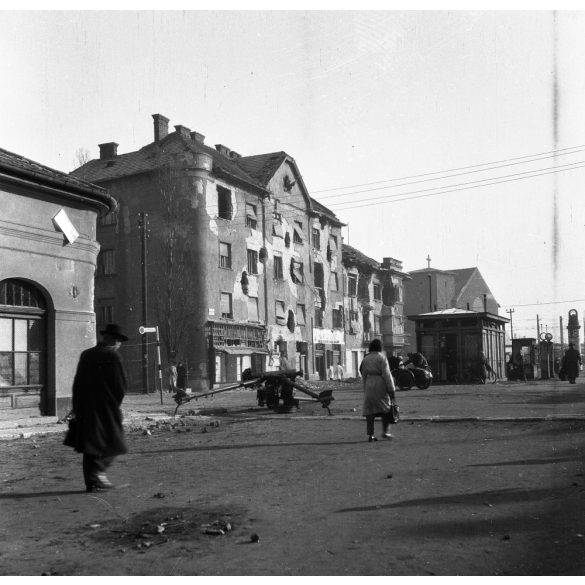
(359, 338, 397, 442)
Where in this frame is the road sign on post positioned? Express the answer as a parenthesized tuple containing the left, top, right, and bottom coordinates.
(139, 325, 164, 404)
(139, 326, 157, 334)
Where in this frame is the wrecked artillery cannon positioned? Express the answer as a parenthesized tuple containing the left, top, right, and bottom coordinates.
(173, 369, 334, 416)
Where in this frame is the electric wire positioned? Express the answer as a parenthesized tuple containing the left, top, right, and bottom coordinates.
(132, 157, 585, 231)
(330, 161, 585, 212)
(311, 143, 585, 195)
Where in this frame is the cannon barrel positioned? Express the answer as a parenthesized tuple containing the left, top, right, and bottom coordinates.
(173, 377, 263, 414)
(173, 369, 334, 415)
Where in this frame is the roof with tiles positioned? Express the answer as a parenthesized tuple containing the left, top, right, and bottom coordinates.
(309, 196, 342, 223)
(342, 243, 380, 270)
(71, 132, 267, 193)
(0, 148, 105, 194)
(0, 147, 115, 212)
(235, 151, 288, 186)
(236, 150, 343, 225)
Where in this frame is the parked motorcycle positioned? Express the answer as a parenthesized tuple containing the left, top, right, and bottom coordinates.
(389, 356, 433, 391)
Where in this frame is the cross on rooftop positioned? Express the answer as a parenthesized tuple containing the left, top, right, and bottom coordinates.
(426, 254, 431, 268)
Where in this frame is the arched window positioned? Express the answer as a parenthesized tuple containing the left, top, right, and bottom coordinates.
(0, 280, 46, 395)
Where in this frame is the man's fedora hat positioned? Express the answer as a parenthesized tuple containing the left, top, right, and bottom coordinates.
(100, 323, 129, 342)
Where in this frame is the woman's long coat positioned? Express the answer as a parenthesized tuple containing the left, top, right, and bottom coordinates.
(66, 343, 128, 456)
(360, 351, 396, 416)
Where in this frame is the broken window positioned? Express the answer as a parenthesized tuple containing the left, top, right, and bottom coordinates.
(247, 249, 258, 275)
(272, 221, 284, 238)
(374, 315, 382, 334)
(332, 307, 343, 329)
(314, 262, 324, 289)
(348, 274, 357, 297)
(290, 259, 304, 284)
(293, 221, 305, 244)
(330, 271, 339, 291)
(287, 310, 295, 332)
(315, 308, 323, 328)
(296, 304, 306, 326)
(373, 283, 382, 301)
(275, 300, 286, 324)
(273, 254, 283, 279)
(217, 186, 232, 220)
(245, 203, 258, 230)
(312, 228, 320, 250)
(219, 242, 232, 269)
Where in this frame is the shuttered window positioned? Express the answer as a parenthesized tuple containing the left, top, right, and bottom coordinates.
(220, 292, 233, 319)
(248, 297, 259, 322)
(245, 203, 257, 230)
(275, 300, 286, 324)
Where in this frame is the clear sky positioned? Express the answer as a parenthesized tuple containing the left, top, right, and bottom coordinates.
(2, 8, 585, 343)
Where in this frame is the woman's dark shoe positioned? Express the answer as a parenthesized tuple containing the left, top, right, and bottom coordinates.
(368, 435, 377, 442)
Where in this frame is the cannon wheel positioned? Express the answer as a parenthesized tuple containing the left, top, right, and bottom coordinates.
(396, 370, 414, 391)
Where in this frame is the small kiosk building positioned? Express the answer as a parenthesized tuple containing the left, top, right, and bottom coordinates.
(408, 308, 509, 383)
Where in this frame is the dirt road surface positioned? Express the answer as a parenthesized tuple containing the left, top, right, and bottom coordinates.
(1, 380, 584, 576)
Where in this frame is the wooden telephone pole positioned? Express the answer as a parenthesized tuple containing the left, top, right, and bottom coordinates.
(138, 212, 150, 394)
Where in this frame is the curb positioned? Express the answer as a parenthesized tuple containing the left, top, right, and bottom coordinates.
(1, 413, 584, 441)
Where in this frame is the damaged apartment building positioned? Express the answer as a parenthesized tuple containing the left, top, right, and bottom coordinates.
(71, 114, 345, 391)
(342, 245, 411, 378)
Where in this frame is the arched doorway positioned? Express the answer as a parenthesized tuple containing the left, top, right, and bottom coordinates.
(0, 279, 47, 415)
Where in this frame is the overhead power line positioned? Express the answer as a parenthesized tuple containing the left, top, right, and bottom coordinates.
(316, 146, 585, 202)
(501, 299, 585, 308)
(329, 160, 585, 212)
(311, 143, 585, 195)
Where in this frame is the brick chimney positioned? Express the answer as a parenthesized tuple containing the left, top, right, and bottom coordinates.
(99, 142, 118, 159)
(190, 131, 205, 143)
(174, 124, 191, 139)
(215, 144, 231, 157)
(152, 114, 169, 142)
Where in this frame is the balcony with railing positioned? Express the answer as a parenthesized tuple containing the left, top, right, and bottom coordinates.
(206, 321, 266, 349)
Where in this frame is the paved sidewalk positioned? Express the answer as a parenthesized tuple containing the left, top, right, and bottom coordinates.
(1, 378, 584, 440)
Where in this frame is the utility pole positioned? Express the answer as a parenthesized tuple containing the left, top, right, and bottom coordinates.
(138, 212, 150, 394)
(536, 314, 541, 373)
(506, 308, 515, 340)
(560, 315, 564, 352)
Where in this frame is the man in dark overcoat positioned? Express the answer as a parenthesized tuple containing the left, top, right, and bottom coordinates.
(65, 323, 129, 492)
(562, 343, 582, 384)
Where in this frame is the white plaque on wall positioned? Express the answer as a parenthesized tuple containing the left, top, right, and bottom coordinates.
(53, 209, 80, 244)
